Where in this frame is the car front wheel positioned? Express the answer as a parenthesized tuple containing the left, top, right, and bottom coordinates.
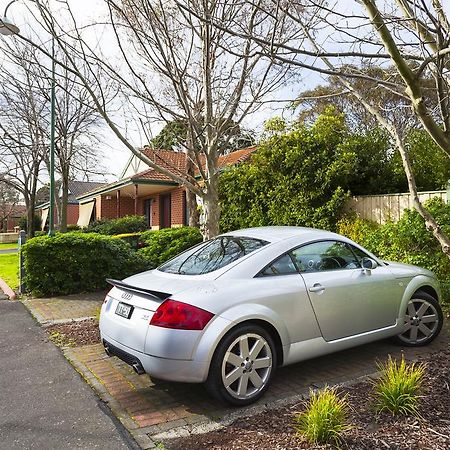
(394, 292, 443, 347)
(205, 324, 277, 406)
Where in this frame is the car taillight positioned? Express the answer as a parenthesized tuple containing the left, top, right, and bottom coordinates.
(150, 299, 214, 330)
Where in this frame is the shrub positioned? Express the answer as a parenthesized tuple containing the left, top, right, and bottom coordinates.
(112, 233, 143, 250)
(84, 215, 147, 235)
(374, 356, 426, 416)
(219, 108, 356, 232)
(294, 386, 350, 446)
(22, 232, 149, 296)
(66, 224, 81, 232)
(337, 198, 450, 304)
(138, 227, 202, 269)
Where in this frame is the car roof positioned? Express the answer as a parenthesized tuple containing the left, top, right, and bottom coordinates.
(220, 226, 336, 243)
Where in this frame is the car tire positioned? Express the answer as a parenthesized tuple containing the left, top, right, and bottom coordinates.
(205, 324, 277, 406)
(392, 291, 443, 347)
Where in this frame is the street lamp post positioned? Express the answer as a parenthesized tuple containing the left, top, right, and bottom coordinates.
(1, 0, 56, 236)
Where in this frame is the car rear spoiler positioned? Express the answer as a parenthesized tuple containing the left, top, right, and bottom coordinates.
(106, 278, 171, 302)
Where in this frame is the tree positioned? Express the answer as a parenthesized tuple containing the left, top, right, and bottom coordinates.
(0, 182, 20, 232)
(0, 37, 104, 233)
(297, 76, 450, 193)
(152, 119, 255, 153)
(50, 53, 104, 232)
(295, 66, 431, 134)
(25, 0, 295, 238)
(0, 42, 46, 237)
(215, 0, 450, 257)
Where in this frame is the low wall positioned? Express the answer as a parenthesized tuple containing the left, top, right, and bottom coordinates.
(0, 232, 19, 244)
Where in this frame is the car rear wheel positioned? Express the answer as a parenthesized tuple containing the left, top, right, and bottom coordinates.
(205, 324, 277, 406)
(393, 292, 443, 347)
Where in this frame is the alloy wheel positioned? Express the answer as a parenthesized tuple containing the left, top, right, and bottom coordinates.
(221, 333, 272, 400)
(398, 298, 440, 345)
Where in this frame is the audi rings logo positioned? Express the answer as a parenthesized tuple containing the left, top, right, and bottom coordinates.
(121, 291, 133, 301)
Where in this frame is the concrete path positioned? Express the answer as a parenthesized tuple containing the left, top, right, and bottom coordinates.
(0, 296, 138, 450)
(0, 248, 18, 254)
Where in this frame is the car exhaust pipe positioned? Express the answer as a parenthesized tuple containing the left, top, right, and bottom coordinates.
(104, 345, 112, 357)
(132, 362, 145, 375)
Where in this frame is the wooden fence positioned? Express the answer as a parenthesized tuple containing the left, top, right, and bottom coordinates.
(345, 190, 447, 224)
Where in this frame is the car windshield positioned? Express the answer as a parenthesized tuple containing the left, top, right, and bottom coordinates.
(159, 236, 268, 275)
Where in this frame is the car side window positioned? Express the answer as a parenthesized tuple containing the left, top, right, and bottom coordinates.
(348, 244, 378, 268)
(291, 241, 361, 273)
(260, 253, 298, 276)
(348, 244, 370, 262)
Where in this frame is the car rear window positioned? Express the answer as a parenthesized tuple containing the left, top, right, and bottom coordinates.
(158, 236, 268, 275)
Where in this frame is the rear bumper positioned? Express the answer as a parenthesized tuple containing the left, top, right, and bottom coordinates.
(101, 332, 209, 383)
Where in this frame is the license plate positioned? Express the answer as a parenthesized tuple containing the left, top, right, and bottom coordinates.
(115, 302, 133, 319)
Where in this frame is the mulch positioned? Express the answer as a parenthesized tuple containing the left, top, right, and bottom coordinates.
(45, 318, 100, 347)
(168, 348, 450, 450)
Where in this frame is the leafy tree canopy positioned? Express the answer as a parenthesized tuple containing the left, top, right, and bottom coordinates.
(150, 119, 255, 153)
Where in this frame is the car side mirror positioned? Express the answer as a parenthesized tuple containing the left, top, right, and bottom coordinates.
(361, 257, 377, 270)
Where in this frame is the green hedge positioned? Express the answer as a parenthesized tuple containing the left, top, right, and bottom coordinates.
(338, 198, 450, 303)
(22, 232, 149, 296)
(83, 215, 147, 235)
(138, 227, 203, 269)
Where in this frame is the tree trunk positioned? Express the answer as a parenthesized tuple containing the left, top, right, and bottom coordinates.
(186, 146, 200, 228)
(24, 195, 35, 238)
(202, 174, 220, 240)
(187, 190, 199, 228)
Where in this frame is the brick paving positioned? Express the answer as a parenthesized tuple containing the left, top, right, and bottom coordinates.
(22, 291, 105, 325)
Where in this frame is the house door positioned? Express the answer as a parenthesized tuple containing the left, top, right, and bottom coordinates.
(160, 194, 171, 229)
(144, 199, 152, 228)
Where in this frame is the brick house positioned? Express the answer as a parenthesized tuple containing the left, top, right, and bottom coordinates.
(36, 180, 106, 230)
(76, 146, 256, 229)
(0, 203, 26, 232)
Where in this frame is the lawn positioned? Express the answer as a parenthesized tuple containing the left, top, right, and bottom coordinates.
(0, 243, 18, 250)
(0, 253, 19, 289)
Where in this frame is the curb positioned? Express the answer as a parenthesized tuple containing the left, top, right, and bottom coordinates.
(41, 316, 97, 327)
(0, 277, 16, 300)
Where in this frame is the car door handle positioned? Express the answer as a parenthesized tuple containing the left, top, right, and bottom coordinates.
(309, 283, 325, 293)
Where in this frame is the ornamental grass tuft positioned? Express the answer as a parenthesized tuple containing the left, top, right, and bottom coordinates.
(294, 386, 350, 446)
(374, 356, 426, 416)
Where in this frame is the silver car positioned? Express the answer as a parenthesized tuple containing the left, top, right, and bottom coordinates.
(99, 226, 443, 405)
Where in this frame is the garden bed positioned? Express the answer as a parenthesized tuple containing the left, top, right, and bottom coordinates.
(168, 348, 450, 450)
(46, 318, 100, 347)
